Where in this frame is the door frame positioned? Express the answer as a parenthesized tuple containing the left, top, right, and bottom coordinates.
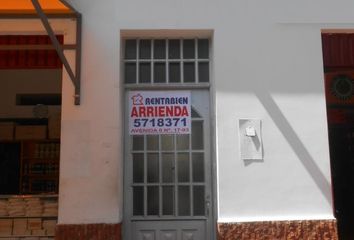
(122, 86, 217, 240)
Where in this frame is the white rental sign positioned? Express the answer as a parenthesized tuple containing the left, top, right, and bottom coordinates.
(128, 91, 191, 135)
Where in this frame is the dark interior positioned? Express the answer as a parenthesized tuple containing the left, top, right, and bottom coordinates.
(323, 33, 354, 240)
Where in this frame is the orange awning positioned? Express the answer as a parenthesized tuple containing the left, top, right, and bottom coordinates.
(0, 0, 74, 15)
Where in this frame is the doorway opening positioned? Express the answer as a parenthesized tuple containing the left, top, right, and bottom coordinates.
(322, 32, 354, 240)
(0, 35, 62, 239)
(122, 38, 214, 240)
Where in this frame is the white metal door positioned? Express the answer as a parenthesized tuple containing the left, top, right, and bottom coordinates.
(124, 90, 212, 240)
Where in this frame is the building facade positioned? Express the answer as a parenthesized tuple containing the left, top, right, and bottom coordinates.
(4, 0, 354, 239)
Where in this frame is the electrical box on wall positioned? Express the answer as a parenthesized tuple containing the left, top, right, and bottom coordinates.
(239, 119, 263, 160)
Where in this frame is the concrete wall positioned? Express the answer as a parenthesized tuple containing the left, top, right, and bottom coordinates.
(216, 25, 332, 221)
(0, 69, 61, 118)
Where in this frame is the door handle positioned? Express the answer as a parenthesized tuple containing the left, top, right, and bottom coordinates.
(205, 194, 211, 217)
(205, 200, 210, 217)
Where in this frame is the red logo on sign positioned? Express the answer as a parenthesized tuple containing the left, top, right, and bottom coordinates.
(132, 94, 143, 105)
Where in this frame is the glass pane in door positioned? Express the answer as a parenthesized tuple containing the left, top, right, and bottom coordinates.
(177, 153, 190, 182)
(132, 135, 144, 151)
(147, 153, 159, 183)
(147, 186, 159, 215)
(178, 186, 191, 216)
(162, 186, 174, 215)
(192, 153, 204, 182)
(177, 134, 189, 150)
(147, 135, 159, 150)
(162, 153, 174, 183)
(193, 186, 205, 216)
(161, 135, 174, 151)
(133, 186, 144, 216)
(192, 121, 204, 149)
(133, 153, 144, 183)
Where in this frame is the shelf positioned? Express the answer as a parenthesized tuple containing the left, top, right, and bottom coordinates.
(21, 139, 59, 142)
(20, 140, 60, 194)
(21, 192, 58, 195)
(0, 137, 59, 240)
(0, 215, 57, 219)
(0, 140, 21, 143)
(22, 156, 59, 161)
(0, 235, 54, 238)
(23, 174, 58, 178)
(0, 194, 58, 199)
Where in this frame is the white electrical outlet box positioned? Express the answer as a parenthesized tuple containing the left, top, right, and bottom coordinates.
(239, 119, 263, 160)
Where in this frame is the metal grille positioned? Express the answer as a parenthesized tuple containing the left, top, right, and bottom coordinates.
(131, 110, 206, 219)
(124, 39, 210, 84)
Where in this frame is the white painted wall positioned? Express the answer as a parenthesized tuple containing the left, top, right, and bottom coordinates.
(215, 26, 333, 221)
(5, 0, 354, 227)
